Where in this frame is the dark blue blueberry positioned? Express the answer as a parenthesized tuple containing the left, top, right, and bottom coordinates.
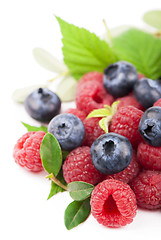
(134, 78, 161, 109)
(24, 88, 61, 123)
(48, 113, 85, 151)
(103, 61, 138, 97)
(90, 133, 132, 175)
(139, 106, 161, 147)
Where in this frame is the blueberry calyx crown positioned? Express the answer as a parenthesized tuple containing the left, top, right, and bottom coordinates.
(134, 78, 161, 109)
(103, 61, 138, 98)
(48, 113, 85, 151)
(139, 106, 161, 147)
(90, 132, 132, 175)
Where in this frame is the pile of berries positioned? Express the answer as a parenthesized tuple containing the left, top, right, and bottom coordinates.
(13, 61, 161, 229)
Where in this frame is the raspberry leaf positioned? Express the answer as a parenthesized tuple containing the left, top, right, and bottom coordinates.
(22, 122, 48, 133)
(67, 181, 94, 201)
(143, 10, 161, 30)
(40, 133, 62, 176)
(113, 28, 161, 79)
(56, 16, 118, 80)
(64, 198, 91, 230)
(47, 170, 67, 200)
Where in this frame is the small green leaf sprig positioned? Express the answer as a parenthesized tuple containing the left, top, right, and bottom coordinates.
(40, 133, 94, 230)
(86, 101, 120, 133)
(22, 122, 94, 230)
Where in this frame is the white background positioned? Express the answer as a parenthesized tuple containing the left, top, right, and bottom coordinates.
(1, 1, 161, 239)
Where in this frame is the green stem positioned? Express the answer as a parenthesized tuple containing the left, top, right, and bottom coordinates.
(46, 173, 67, 191)
(102, 19, 113, 46)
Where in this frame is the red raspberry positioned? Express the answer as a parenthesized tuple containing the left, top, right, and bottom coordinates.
(62, 146, 103, 185)
(104, 151, 140, 183)
(76, 81, 114, 115)
(90, 179, 137, 228)
(137, 141, 161, 170)
(82, 117, 105, 147)
(130, 170, 161, 209)
(13, 131, 46, 172)
(153, 98, 161, 107)
(77, 71, 103, 91)
(110, 106, 143, 148)
(116, 95, 144, 111)
(65, 108, 86, 121)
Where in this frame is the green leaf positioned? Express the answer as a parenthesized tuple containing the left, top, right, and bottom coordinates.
(47, 170, 66, 200)
(56, 16, 118, 80)
(40, 133, 62, 175)
(64, 198, 91, 230)
(55, 76, 77, 102)
(111, 101, 120, 115)
(99, 117, 109, 133)
(22, 122, 47, 133)
(33, 48, 68, 73)
(143, 10, 161, 30)
(67, 181, 94, 201)
(113, 28, 161, 79)
(86, 108, 110, 119)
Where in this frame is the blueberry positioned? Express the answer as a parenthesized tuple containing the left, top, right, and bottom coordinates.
(24, 88, 61, 123)
(139, 106, 161, 147)
(134, 78, 161, 109)
(90, 133, 132, 175)
(103, 61, 138, 97)
(48, 113, 85, 151)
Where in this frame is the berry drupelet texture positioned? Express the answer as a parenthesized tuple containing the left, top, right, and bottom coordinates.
(63, 146, 103, 185)
(104, 151, 140, 183)
(76, 81, 113, 115)
(110, 106, 143, 148)
(137, 141, 161, 170)
(13, 131, 46, 172)
(90, 179, 137, 228)
(130, 170, 161, 209)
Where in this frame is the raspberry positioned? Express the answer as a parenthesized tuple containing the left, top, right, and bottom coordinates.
(76, 81, 114, 115)
(65, 108, 86, 121)
(77, 71, 103, 91)
(13, 131, 46, 172)
(110, 106, 143, 147)
(130, 170, 161, 209)
(153, 98, 161, 107)
(62, 146, 103, 185)
(82, 117, 105, 146)
(116, 95, 144, 111)
(90, 179, 137, 228)
(137, 141, 161, 170)
(104, 151, 140, 183)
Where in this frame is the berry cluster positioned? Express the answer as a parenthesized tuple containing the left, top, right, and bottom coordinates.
(13, 61, 161, 229)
